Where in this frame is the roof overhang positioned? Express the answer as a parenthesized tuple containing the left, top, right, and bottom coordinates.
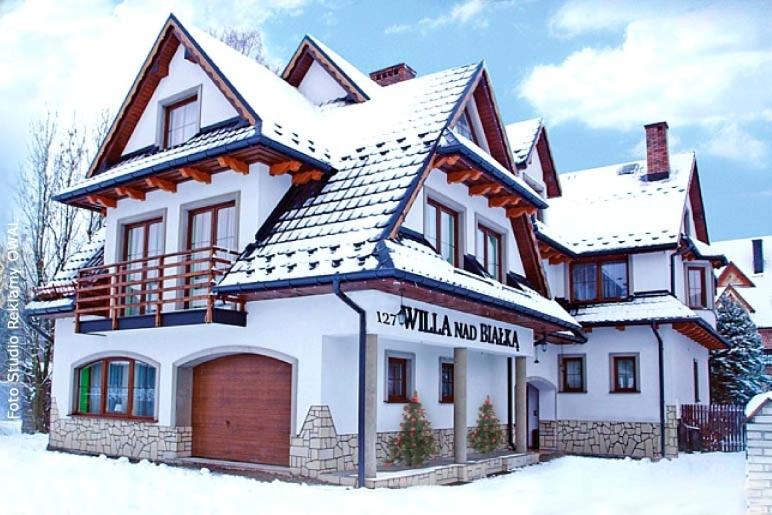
(54, 128, 334, 210)
(214, 270, 580, 334)
(581, 317, 728, 350)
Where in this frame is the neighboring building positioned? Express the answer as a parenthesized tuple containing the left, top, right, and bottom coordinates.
(27, 14, 727, 486)
(713, 236, 772, 371)
(517, 120, 727, 458)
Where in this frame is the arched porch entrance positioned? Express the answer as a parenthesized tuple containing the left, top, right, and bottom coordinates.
(526, 376, 557, 450)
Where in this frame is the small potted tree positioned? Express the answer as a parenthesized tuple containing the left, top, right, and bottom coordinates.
(469, 396, 504, 454)
(388, 392, 437, 467)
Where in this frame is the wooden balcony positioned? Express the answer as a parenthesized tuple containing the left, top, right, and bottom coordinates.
(74, 247, 246, 333)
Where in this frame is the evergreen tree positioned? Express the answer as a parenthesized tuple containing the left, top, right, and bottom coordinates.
(388, 393, 436, 466)
(711, 296, 770, 404)
(469, 396, 504, 454)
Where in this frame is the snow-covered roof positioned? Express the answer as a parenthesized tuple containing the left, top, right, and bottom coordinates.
(385, 237, 578, 329)
(505, 118, 541, 166)
(41, 19, 573, 331)
(218, 62, 479, 287)
(303, 35, 383, 101)
(571, 293, 698, 325)
(713, 236, 772, 329)
(540, 152, 695, 254)
(437, 130, 546, 208)
(746, 391, 772, 418)
(26, 229, 105, 314)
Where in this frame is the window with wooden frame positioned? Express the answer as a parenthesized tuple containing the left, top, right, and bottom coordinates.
(74, 358, 157, 419)
(611, 355, 638, 393)
(477, 224, 503, 281)
(439, 360, 454, 403)
(164, 95, 199, 148)
(571, 259, 629, 302)
(425, 198, 460, 267)
(454, 108, 480, 144)
(387, 357, 410, 403)
(559, 355, 586, 393)
(187, 200, 237, 308)
(686, 266, 708, 309)
(122, 218, 164, 316)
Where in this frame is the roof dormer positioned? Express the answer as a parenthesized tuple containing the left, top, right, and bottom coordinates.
(283, 35, 381, 105)
(448, 68, 514, 173)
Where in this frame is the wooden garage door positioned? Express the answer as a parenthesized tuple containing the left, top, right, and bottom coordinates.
(192, 354, 292, 465)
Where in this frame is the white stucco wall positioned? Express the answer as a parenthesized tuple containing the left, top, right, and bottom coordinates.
(52, 290, 530, 437)
(103, 161, 289, 263)
(528, 326, 662, 422)
(123, 45, 239, 155)
(403, 168, 526, 275)
(527, 324, 712, 424)
(663, 327, 710, 406)
(632, 251, 670, 293)
(297, 60, 348, 105)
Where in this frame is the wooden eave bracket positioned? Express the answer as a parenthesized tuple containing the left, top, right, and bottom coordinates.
(145, 176, 177, 193)
(269, 160, 302, 176)
(86, 194, 116, 209)
(292, 169, 324, 185)
(114, 186, 146, 201)
(179, 166, 211, 184)
(505, 206, 537, 218)
(217, 155, 249, 175)
(446, 169, 483, 184)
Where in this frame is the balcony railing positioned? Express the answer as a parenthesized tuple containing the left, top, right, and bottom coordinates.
(74, 246, 243, 332)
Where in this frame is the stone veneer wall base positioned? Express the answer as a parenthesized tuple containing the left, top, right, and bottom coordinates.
(48, 398, 192, 461)
(538, 405, 678, 460)
(290, 405, 511, 478)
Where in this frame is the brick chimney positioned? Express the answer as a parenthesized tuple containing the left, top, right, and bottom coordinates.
(369, 63, 416, 86)
(644, 121, 670, 181)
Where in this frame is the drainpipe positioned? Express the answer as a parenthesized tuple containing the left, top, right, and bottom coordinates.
(650, 322, 667, 459)
(332, 276, 367, 489)
(507, 357, 515, 450)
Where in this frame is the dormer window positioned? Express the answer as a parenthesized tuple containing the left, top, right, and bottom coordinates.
(164, 95, 199, 148)
(477, 224, 503, 281)
(426, 198, 460, 267)
(571, 259, 629, 302)
(456, 109, 479, 144)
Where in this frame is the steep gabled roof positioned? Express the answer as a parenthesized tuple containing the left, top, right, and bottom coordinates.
(717, 261, 756, 288)
(506, 118, 561, 198)
(713, 235, 772, 329)
(88, 14, 260, 177)
(39, 20, 571, 331)
(282, 35, 382, 102)
(538, 152, 697, 255)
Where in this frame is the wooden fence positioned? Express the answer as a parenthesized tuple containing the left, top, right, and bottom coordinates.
(679, 404, 746, 452)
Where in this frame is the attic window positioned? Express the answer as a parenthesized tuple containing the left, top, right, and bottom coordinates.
(455, 109, 479, 144)
(164, 95, 199, 148)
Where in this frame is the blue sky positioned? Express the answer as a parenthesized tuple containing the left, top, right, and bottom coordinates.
(0, 0, 770, 241)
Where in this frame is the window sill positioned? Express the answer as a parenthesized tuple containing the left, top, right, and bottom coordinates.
(558, 390, 587, 394)
(385, 400, 409, 404)
(439, 399, 454, 404)
(69, 413, 157, 423)
(609, 390, 640, 395)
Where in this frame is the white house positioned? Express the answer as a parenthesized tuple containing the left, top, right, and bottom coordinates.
(507, 120, 728, 458)
(28, 14, 727, 486)
(713, 235, 772, 371)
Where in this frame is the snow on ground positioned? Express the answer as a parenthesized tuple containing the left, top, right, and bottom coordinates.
(0, 434, 744, 515)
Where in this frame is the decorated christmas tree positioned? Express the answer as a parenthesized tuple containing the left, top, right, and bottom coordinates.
(388, 393, 436, 466)
(469, 396, 504, 454)
(711, 296, 770, 404)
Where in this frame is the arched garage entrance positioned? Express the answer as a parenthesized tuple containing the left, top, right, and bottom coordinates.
(191, 353, 292, 465)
